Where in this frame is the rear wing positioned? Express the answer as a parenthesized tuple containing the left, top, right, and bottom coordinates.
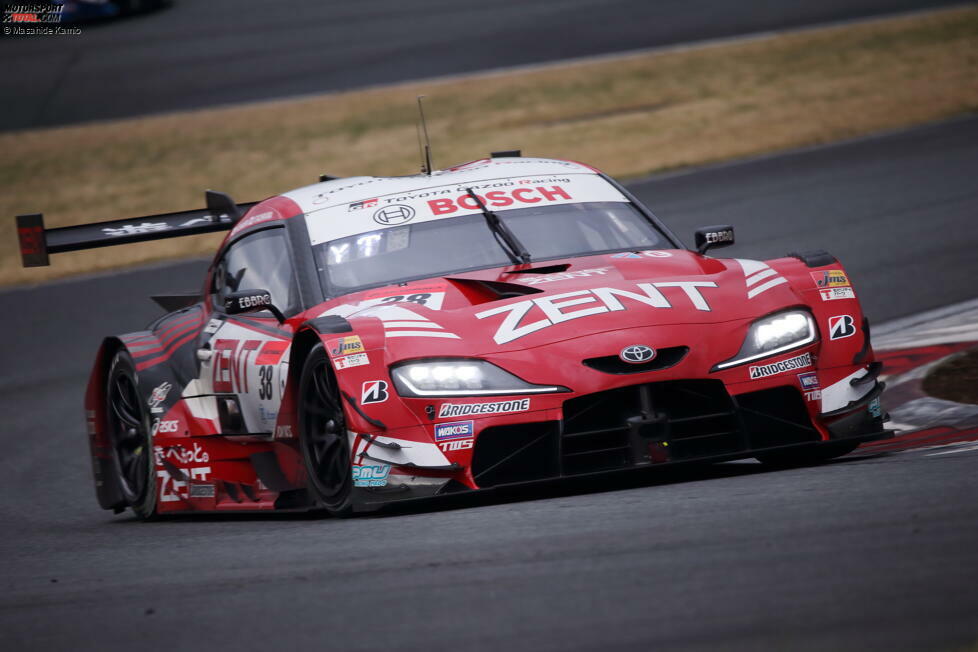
(15, 190, 257, 267)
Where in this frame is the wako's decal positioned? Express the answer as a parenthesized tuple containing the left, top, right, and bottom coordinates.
(438, 399, 530, 418)
(434, 421, 475, 441)
(475, 282, 718, 345)
(749, 353, 813, 379)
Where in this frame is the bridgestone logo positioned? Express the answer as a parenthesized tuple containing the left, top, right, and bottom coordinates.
(749, 353, 812, 379)
(437, 399, 530, 418)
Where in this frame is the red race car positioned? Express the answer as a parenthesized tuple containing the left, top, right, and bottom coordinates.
(16, 152, 890, 518)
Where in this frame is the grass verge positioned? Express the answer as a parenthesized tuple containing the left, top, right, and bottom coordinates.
(3, 5, 977, 286)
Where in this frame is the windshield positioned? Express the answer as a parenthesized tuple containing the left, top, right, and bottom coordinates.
(314, 201, 669, 295)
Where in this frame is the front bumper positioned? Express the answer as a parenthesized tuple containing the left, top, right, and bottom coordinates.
(352, 375, 890, 510)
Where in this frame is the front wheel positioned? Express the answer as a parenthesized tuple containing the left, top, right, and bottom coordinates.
(105, 351, 156, 519)
(298, 343, 353, 516)
(755, 440, 860, 467)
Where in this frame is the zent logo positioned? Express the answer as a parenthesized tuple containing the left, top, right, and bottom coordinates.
(373, 205, 415, 225)
(361, 380, 389, 405)
(828, 315, 857, 340)
(620, 345, 656, 364)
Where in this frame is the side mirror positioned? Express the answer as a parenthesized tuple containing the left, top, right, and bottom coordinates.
(224, 289, 285, 323)
(694, 225, 735, 255)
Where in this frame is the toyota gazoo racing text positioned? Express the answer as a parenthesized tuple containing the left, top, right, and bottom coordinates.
(15, 152, 890, 517)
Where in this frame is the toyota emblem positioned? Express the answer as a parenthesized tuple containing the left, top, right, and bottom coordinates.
(373, 204, 415, 226)
(620, 344, 656, 364)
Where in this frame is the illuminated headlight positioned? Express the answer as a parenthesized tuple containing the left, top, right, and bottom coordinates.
(391, 359, 567, 397)
(713, 310, 817, 370)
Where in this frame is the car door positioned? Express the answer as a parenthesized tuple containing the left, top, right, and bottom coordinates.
(198, 227, 299, 435)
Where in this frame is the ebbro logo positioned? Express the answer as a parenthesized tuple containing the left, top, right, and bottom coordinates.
(434, 421, 474, 442)
(373, 204, 415, 226)
(749, 353, 813, 379)
(620, 344, 655, 364)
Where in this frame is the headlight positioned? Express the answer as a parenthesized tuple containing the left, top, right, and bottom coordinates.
(713, 310, 816, 370)
(391, 359, 567, 397)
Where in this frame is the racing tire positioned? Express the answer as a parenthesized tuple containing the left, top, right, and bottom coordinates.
(755, 440, 860, 468)
(298, 343, 353, 517)
(105, 350, 157, 519)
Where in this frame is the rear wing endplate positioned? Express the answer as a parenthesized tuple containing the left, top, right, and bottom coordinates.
(15, 190, 257, 267)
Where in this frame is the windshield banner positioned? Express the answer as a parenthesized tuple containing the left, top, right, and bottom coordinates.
(305, 173, 628, 246)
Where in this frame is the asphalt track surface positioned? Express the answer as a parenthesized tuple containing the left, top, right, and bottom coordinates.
(0, 0, 967, 130)
(2, 118, 977, 651)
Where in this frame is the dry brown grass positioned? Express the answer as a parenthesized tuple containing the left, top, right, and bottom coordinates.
(3, 6, 977, 286)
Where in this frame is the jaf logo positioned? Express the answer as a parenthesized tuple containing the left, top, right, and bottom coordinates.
(361, 380, 389, 405)
(373, 205, 415, 225)
(828, 315, 857, 340)
(619, 344, 655, 364)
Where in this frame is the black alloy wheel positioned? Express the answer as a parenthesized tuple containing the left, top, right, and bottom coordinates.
(299, 343, 353, 516)
(106, 351, 156, 519)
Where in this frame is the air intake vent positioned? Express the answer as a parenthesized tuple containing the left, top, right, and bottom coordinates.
(583, 346, 688, 374)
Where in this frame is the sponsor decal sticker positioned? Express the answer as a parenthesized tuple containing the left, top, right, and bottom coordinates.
(828, 315, 857, 340)
(749, 353, 813, 379)
(797, 372, 820, 390)
(373, 204, 415, 226)
(273, 425, 293, 440)
(519, 267, 612, 285)
(804, 389, 822, 402)
(434, 420, 475, 441)
(328, 335, 366, 357)
(811, 269, 851, 289)
(189, 483, 216, 498)
(148, 381, 172, 414)
(437, 399, 530, 419)
(361, 380, 389, 405)
(334, 353, 369, 369)
(612, 250, 673, 259)
(348, 198, 378, 211)
(869, 396, 882, 418)
(353, 463, 391, 487)
(439, 439, 474, 452)
(152, 419, 180, 435)
(819, 287, 856, 301)
(203, 318, 223, 335)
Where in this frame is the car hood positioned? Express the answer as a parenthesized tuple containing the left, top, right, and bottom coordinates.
(318, 250, 802, 357)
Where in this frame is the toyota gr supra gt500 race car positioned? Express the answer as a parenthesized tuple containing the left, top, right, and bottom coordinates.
(16, 151, 891, 518)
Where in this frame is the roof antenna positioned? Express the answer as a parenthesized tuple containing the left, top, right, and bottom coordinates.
(416, 95, 433, 175)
